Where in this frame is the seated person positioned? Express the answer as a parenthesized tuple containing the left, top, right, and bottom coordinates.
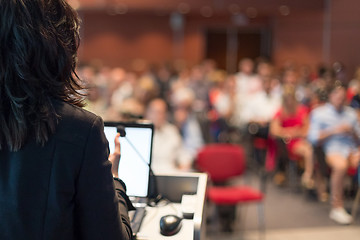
(308, 82, 360, 224)
(270, 85, 314, 188)
(241, 76, 281, 170)
(146, 98, 192, 173)
(243, 75, 282, 137)
(172, 88, 205, 163)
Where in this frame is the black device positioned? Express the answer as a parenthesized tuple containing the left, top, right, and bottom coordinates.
(159, 214, 183, 236)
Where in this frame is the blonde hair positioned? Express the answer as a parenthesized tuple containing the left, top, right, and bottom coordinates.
(281, 84, 298, 113)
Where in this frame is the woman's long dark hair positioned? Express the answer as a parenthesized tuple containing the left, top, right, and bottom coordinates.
(0, 0, 84, 151)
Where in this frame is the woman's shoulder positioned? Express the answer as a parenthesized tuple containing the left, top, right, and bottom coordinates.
(54, 100, 99, 123)
(53, 100, 104, 145)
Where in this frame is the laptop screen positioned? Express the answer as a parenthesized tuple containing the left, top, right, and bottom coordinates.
(104, 121, 154, 198)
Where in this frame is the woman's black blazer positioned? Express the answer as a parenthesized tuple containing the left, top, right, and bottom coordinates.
(0, 101, 133, 240)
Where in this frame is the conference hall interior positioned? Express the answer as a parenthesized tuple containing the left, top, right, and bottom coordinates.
(68, 0, 360, 239)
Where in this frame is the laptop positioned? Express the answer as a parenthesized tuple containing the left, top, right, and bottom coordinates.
(104, 121, 154, 235)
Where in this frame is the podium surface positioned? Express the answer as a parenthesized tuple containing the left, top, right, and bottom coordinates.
(135, 172, 207, 240)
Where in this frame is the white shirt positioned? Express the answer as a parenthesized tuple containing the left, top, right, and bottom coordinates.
(233, 72, 263, 126)
(151, 123, 187, 174)
(241, 90, 282, 124)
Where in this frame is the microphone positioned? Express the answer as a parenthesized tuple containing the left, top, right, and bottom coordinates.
(116, 125, 161, 204)
(117, 125, 126, 137)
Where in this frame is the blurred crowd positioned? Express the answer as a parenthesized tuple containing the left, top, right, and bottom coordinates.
(78, 58, 360, 224)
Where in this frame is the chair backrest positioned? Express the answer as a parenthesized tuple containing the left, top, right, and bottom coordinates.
(196, 144, 246, 183)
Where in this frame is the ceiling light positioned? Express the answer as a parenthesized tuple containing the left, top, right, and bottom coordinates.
(177, 2, 191, 14)
(279, 5, 290, 16)
(200, 6, 213, 18)
(228, 4, 241, 15)
(246, 7, 257, 18)
(232, 14, 249, 26)
(114, 3, 128, 15)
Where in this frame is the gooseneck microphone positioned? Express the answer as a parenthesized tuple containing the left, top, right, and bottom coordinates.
(117, 125, 126, 137)
(116, 125, 161, 204)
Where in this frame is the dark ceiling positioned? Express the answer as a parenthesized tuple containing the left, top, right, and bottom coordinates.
(69, 0, 325, 17)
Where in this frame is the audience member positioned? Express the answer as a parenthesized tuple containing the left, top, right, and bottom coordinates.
(333, 61, 348, 86)
(270, 85, 314, 188)
(84, 83, 109, 118)
(208, 73, 237, 141)
(242, 74, 282, 172)
(242, 69, 282, 129)
(281, 68, 311, 105)
(170, 67, 191, 93)
(233, 58, 261, 128)
(145, 99, 191, 173)
(172, 88, 205, 164)
(153, 63, 173, 101)
(308, 83, 360, 224)
(77, 56, 360, 226)
(309, 87, 328, 110)
(212, 75, 237, 122)
(133, 75, 159, 105)
(310, 66, 336, 105)
(116, 97, 145, 121)
(235, 58, 261, 95)
(188, 65, 211, 112)
(253, 61, 272, 89)
(110, 68, 132, 109)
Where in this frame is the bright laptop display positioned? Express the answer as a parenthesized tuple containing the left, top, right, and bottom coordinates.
(104, 122, 154, 198)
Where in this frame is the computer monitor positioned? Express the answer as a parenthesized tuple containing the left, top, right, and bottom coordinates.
(104, 121, 154, 198)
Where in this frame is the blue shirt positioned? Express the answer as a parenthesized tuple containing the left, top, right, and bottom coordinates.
(308, 103, 360, 156)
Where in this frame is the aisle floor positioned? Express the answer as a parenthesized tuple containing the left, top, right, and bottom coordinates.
(205, 172, 360, 240)
(210, 226, 360, 240)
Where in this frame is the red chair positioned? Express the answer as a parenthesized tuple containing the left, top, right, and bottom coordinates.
(350, 165, 360, 222)
(196, 144, 265, 238)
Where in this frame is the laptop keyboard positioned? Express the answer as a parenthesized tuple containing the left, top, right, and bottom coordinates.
(130, 206, 146, 237)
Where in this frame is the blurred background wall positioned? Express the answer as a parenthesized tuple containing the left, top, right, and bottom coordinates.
(70, 0, 360, 76)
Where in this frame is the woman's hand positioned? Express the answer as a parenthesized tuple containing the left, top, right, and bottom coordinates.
(108, 133, 121, 178)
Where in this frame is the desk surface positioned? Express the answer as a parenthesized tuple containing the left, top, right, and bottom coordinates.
(136, 203, 194, 240)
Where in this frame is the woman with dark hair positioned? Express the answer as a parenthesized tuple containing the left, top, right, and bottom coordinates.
(0, 1, 133, 239)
